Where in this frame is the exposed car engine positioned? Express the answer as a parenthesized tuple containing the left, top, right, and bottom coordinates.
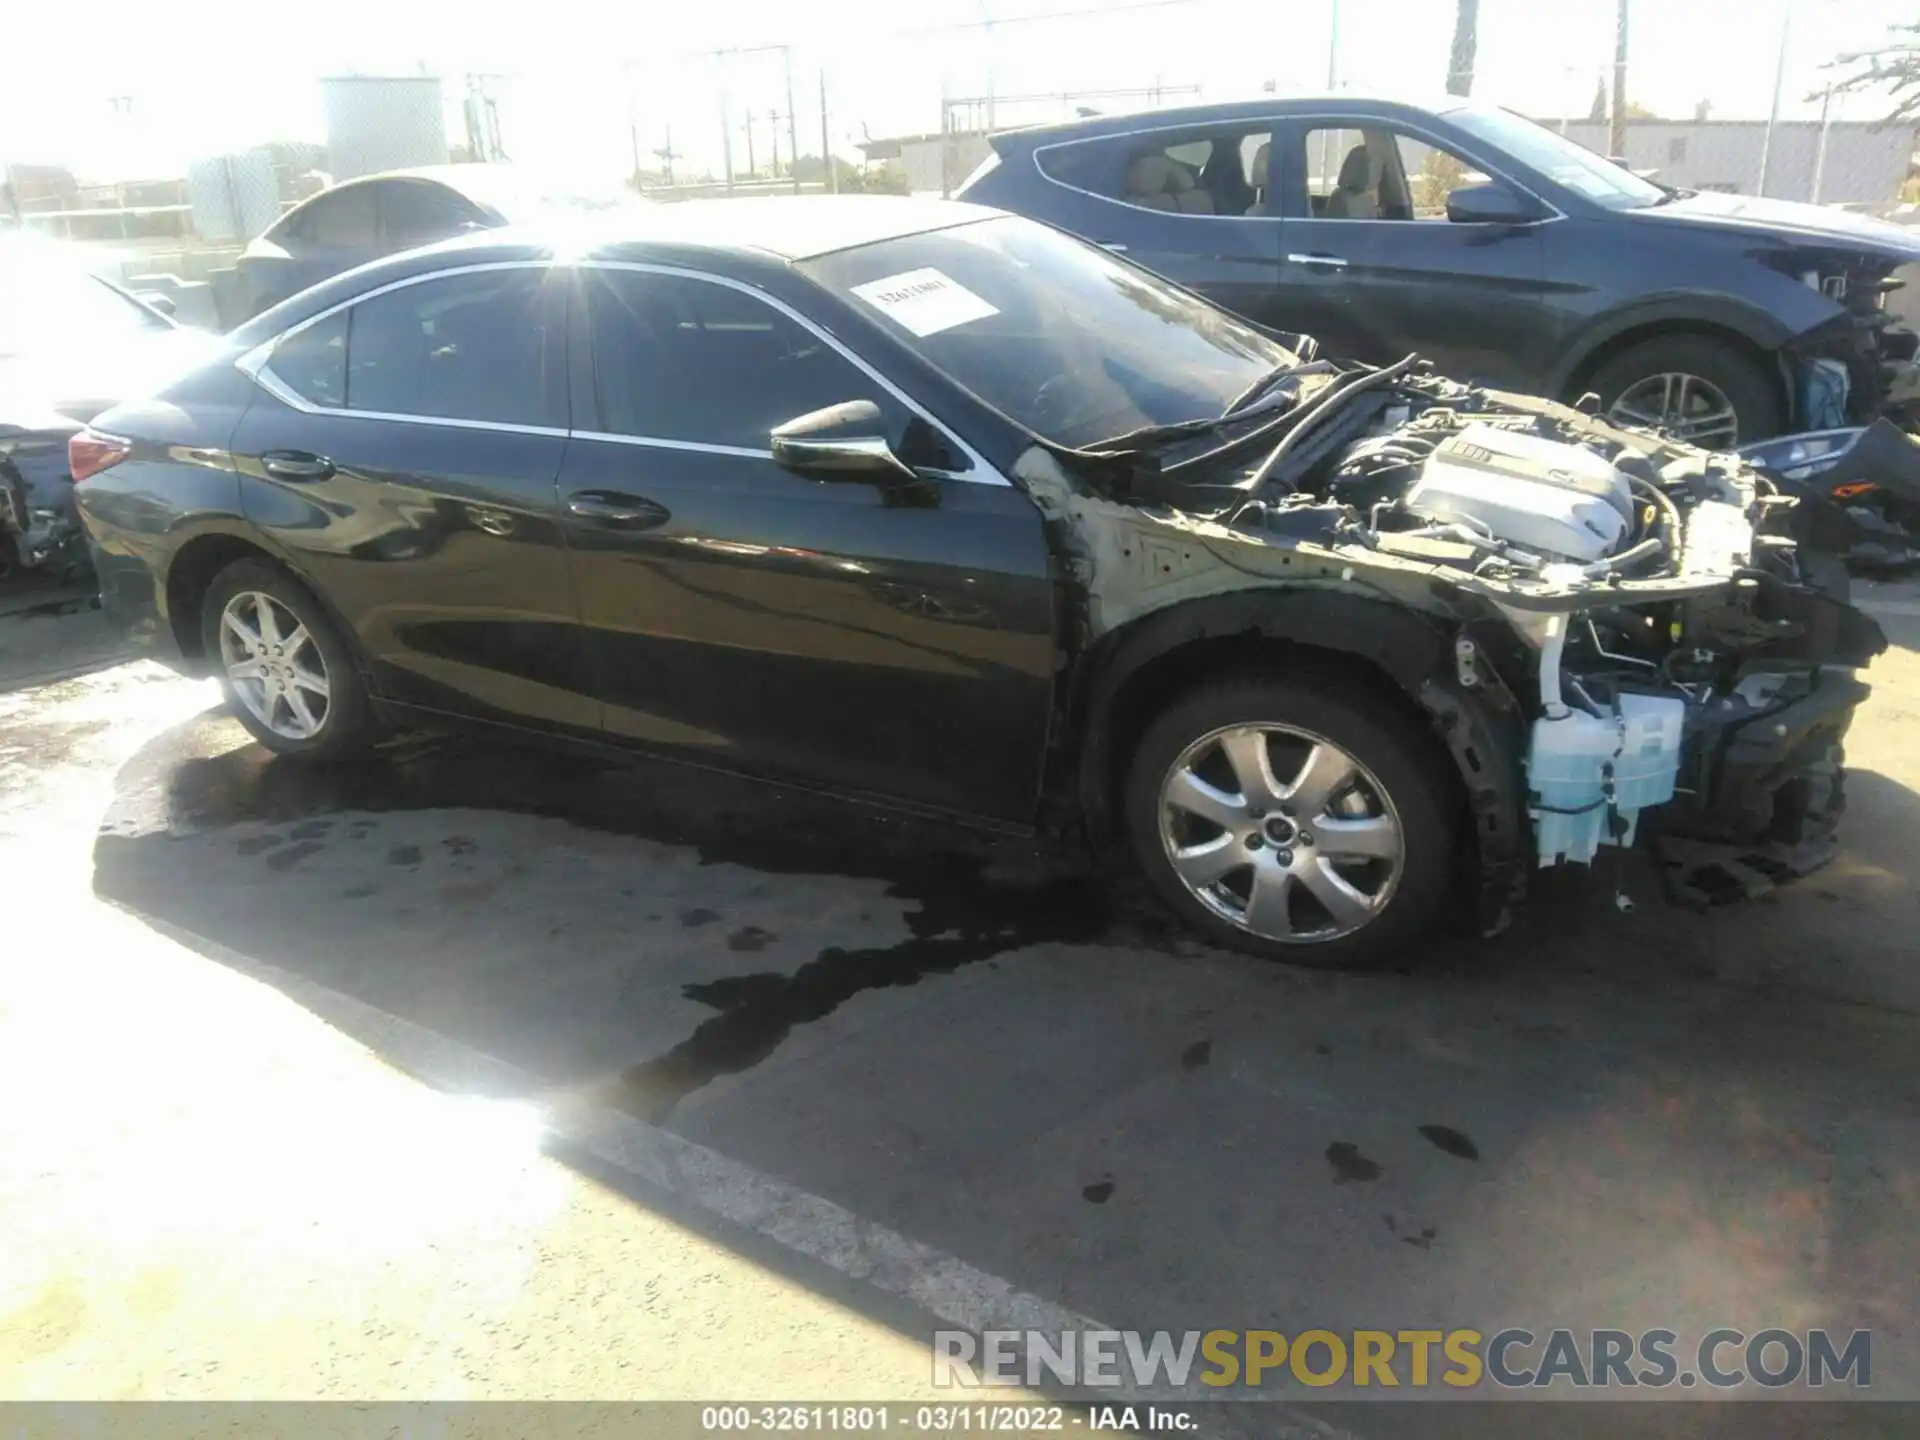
(1060, 361, 1887, 919)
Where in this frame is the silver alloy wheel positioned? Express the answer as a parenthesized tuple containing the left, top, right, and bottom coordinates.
(1606, 371, 1741, 449)
(1157, 723, 1404, 944)
(217, 590, 331, 741)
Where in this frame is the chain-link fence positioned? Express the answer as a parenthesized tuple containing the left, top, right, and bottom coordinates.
(4, 0, 1915, 325)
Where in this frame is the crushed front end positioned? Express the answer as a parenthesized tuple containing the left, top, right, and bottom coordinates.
(1046, 359, 1887, 925)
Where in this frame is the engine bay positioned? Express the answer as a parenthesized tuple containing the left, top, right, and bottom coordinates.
(1043, 364, 1888, 912)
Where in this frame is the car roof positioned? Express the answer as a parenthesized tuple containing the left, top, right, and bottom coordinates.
(993, 94, 1468, 146)
(435, 195, 1002, 263)
(228, 196, 1008, 347)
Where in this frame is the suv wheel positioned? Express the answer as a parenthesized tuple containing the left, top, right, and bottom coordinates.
(1124, 676, 1457, 967)
(201, 558, 371, 761)
(1589, 336, 1782, 448)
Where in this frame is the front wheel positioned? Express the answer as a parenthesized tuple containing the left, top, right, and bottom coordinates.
(200, 558, 372, 760)
(1124, 676, 1458, 967)
(1589, 336, 1783, 449)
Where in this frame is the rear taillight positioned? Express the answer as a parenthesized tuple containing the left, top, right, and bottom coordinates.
(68, 430, 130, 484)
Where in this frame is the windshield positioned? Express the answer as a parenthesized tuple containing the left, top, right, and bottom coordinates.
(1445, 104, 1668, 210)
(801, 216, 1303, 449)
(0, 264, 168, 358)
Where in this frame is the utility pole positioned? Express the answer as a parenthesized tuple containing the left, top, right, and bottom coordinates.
(1609, 0, 1629, 160)
(1810, 81, 1833, 204)
(745, 112, 756, 179)
(784, 45, 800, 194)
(719, 68, 734, 191)
(1327, 0, 1341, 89)
(1758, 0, 1793, 198)
(820, 70, 836, 193)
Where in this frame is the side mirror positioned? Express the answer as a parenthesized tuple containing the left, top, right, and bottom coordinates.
(770, 400, 916, 483)
(1445, 181, 1544, 225)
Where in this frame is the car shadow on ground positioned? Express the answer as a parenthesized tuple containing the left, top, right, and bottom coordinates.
(0, 583, 129, 694)
(88, 715, 1920, 1428)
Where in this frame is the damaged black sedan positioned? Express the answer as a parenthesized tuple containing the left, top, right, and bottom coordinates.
(73, 199, 1885, 963)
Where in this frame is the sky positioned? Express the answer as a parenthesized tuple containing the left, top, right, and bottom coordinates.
(1, 0, 1912, 184)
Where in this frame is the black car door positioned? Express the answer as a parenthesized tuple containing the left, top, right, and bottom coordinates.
(1272, 117, 1553, 384)
(230, 263, 598, 733)
(1025, 123, 1294, 332)
(556, 264, 1058, 823)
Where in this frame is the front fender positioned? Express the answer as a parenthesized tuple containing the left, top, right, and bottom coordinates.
(1070, 589, 1529, 933)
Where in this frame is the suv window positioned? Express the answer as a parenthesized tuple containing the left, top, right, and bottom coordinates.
(1106, 128, 1274, 216)
(289, 185, 379, 249)
(585, 270, 899, 450)
(378, 181, 479, 249)
(1301, 125, 1490, 220)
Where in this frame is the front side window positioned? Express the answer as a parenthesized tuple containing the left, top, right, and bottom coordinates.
(266, 268, 559, 427)
(802, 215, 1304, 449)
(585, 270, 897, 450)
(1301, 126, 1492, 221)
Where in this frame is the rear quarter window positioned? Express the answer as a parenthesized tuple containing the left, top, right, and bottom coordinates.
(1035, 139, 1123, 195)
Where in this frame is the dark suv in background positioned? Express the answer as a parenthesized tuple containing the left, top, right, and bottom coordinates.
(960, 96, 1920, 447)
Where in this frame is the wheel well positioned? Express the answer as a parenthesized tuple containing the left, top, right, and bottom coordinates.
(164, 534, 278, 659)
(1564, 319, 1784, 411)
(1093, 630, 1458, 835)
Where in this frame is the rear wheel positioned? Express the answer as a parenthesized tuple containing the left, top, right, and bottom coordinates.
(200, 559, 371, 760)
(1124, 675, 1457, 967)
(1589, 336, 1782, 448)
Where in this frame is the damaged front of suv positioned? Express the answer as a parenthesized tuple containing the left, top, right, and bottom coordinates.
(1028, 347, 1886, 933)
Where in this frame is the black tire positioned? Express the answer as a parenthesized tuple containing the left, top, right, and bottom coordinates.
(1123, 674, 1458, 968)
(1586, 335, 1783, 446)
(200, 558, 372, 761)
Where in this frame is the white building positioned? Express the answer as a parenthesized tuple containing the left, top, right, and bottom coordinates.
(1553, 119, 1915, 206)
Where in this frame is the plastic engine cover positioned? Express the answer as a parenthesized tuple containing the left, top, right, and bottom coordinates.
(1404, 424, 1634, 561)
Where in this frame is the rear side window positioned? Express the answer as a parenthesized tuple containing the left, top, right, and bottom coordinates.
(270, 310, 347, 407)
(265, 268, 562, 427)
(1045, 127, 1276, 216)
(286, 186, 379, 249)
(378, 182, 480, 249)
(585, 270, 895, 449)
(1036, 139, 1118, 193)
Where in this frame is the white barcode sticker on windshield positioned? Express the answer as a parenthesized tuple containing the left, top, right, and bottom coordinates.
(849, 268, 998, 337)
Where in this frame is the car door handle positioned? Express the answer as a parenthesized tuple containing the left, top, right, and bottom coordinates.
(1287, 252, 1349, 270)
(259, 450, 335, 482)
(566, 490, 671, 529)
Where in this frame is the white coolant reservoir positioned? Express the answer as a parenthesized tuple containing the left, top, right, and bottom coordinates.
(1526, 693, 1686, 866)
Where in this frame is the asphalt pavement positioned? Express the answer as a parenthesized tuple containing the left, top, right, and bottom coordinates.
(2, 575, 1918, 1436)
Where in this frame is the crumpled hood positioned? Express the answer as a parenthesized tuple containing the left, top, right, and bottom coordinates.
(1634, 189, 1920, 260)
(0, 326, 219, 428)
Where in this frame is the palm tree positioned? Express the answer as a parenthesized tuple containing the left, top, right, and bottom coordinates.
(1446, 0, 1480, 97)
